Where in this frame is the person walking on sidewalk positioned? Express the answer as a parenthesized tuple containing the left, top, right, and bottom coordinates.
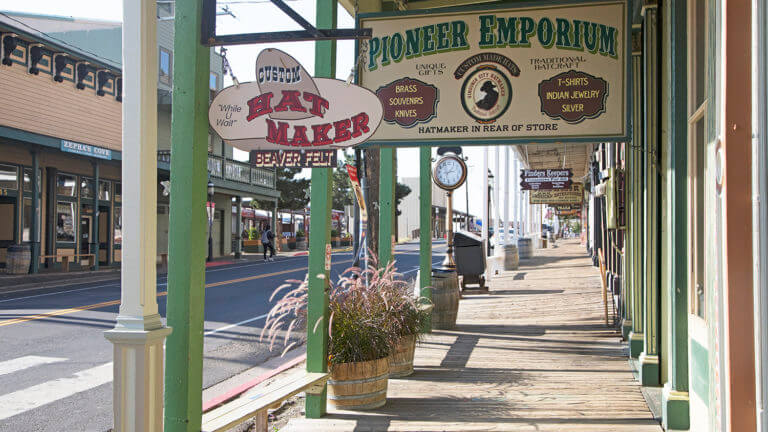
(262, 224, 275, 262)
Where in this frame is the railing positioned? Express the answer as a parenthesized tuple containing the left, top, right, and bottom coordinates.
(158, 151, 276, 189)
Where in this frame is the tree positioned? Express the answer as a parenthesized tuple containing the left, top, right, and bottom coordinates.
(276, 167, 310, 211)
(274, 167, 310, 243)
(332, 163, 354, 211)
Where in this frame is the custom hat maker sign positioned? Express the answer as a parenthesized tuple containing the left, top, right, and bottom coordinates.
(358, 1, 629, 145)
(209, 49, 384, 151)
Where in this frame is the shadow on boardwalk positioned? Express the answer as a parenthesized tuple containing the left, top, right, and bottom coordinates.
(284, 240, 661, 432)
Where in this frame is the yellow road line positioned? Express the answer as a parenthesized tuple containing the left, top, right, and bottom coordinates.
(0, 259, 353, 328)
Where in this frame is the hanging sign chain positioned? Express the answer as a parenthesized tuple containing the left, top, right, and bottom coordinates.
(347, 0, 369, 85)
(220, 47, 240, 87)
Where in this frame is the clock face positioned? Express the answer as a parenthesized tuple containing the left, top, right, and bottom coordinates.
(434, 157, 466, 190)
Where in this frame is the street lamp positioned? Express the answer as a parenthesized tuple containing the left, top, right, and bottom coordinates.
(207, 180, 214, 262)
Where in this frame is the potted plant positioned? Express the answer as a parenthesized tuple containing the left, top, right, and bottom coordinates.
(242, 228, 262, 253)
(296, 230, 307, 250)
(385, 291, 431, 378)
(330, 229, 340, 247)
(287, 235, 297, 250)
(262, 254, 408, 410)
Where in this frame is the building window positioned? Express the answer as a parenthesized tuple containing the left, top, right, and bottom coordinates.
(688, 0, 708, 320)
(98, 180, 110, 201)
(0, 164, 17, 190)
(56, 201, 76, 242)
(114, 207, 122, 245)
(159, 47, 172, 85)
(23, 168, 32, 192)
(80, 177, 95, 199)
(114, 182, 121, 203)
(0, 201, 13, 242)
(210, 72, 219, 90)
(57, 174, 77, 197)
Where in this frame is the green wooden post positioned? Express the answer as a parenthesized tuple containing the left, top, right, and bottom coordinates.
(640, 2, 661, 387)
(419, 146, 432, 332)
(629, 37, 645, 359)
(378, 147, 394, 265)
(164, 0, 210, 430)
(305, 0, 336, 419)
(661, 0, 690, 427)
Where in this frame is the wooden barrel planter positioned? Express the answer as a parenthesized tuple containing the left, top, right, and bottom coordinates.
(430, 270, 459, 329)
(388, 334, 416, 378)
(503, 244, 519, 270)
(6, 244, 31, 275)
(328, 357, 389, 410)
(517, 237, 532, 259)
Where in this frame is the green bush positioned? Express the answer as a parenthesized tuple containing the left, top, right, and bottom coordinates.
(330, 229, 340, 238)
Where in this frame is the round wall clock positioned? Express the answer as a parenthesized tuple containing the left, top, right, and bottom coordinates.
(433, 155, 467, 191)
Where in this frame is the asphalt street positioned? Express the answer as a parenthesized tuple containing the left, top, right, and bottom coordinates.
(0, 240, 445, 432)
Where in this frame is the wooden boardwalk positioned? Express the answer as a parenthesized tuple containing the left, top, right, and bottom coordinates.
(284, 240, 661, 431)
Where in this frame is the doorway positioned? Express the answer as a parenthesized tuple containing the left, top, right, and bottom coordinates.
(80, 214, 91, 256)
(99, 206, 109, 265)
(0, 196, 16, 266)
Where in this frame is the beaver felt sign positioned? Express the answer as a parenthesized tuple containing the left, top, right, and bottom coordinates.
(209, 49, 384, 151)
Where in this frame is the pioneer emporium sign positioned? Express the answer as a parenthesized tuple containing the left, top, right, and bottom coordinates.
(357, 1, 629, 146)
(249, 150, 337, 168)
(530, 183, 584, 205)
(209, 49, 384, 151)
(520, 168, 573, 190)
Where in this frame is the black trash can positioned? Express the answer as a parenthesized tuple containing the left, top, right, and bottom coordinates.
(453, 231, 487, 291)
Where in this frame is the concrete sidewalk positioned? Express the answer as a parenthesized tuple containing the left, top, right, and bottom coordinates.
(283, 239, 660, 431)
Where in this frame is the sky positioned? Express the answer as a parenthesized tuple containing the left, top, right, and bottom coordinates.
(0, 0, 521, 219)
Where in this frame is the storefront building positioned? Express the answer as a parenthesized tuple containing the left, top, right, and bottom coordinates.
(583, 0, 765, 430)
(0, 11, 279, 271)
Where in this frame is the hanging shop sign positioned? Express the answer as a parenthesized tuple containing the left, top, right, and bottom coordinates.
(357, 1, 630, 146)
(530, 183, 583, 205)
(249, 149, 337, 168)
(346, 164, 368, 222)
(520, 168, 573, 190)
(209, 49, 384, 151)
(616, 169, 625, 229)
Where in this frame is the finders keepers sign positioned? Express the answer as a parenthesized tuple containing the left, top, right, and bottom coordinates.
(358, 1, 629, 145)
(209, 49, 384, 151)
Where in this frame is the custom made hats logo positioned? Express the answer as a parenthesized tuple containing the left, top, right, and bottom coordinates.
(209, 49, 384, 151)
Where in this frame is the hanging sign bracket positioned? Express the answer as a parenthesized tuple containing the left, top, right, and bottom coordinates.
(201, 0, 372, 46)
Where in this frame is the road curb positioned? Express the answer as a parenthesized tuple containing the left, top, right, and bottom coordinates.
(202, 352, 307, 412)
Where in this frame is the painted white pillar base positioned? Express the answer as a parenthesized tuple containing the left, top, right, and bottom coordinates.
(104, 326, 172, 432)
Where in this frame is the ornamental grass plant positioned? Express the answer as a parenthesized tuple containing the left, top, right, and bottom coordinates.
(261, 252, 431, 365)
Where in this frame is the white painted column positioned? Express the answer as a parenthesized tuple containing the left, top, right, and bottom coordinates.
(493, 147, 502, 255)
(482, 147, 490, 278)
(512, 158, 519, 242)
(104, 1, 171, 431)
(503, 146, 510, 246)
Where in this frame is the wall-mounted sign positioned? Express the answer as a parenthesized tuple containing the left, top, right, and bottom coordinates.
(249, 150, 337, 168)
(60, 140, 112, 160)
(530, 183, 583, 205)
(209, 49, 384, 151)
(520, 168, 573, 190)
(358, 1, 629, 146)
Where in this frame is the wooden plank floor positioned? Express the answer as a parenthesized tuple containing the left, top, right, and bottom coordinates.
(284, 240, 661, 431)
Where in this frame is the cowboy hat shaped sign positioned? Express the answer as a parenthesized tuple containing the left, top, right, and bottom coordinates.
(209, 49, 384, 151)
